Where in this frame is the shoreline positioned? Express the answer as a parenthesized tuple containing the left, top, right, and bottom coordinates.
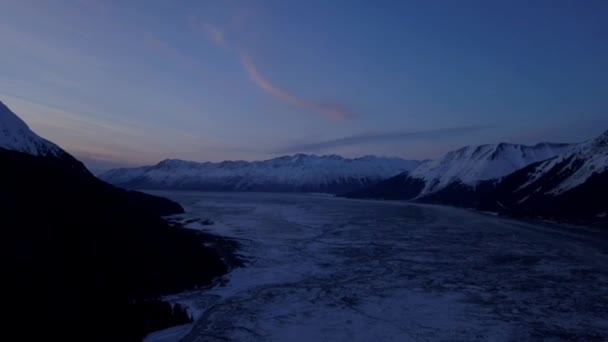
(166, 216, 246, 272)
(142, 216, 245, 341)
(342, 194, 608, 230)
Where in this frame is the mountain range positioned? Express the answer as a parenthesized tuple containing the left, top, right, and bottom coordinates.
(100, 154, 421, 194)
(347, 142, 571, 201)
(97, 115, 607, 224)
(348, 132, 607, 224)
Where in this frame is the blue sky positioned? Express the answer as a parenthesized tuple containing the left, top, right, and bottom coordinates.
(1, 0, 607, 170)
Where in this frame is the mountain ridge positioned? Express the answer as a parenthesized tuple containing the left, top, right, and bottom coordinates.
(100, 153, 422, 194)
(346, 130, 607, 224)
(477, 129, 608, 222)
(347, 141, 571, 201)
(0, 100, 66, 157)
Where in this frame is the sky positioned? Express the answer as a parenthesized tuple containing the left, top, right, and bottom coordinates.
(1, 0, 607, 171)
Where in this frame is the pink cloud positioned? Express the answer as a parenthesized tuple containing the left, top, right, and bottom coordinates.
(240, 54, 353, 121)
(197, 22, 354, 121)
(203, 23, 227, 47)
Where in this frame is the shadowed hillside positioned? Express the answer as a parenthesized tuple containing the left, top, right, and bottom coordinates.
(0, 147, 228, 340)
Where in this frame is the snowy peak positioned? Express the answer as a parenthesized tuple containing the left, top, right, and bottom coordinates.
(0, 101, 64, 157)
(100, 154, 422, 194)
(346, 141, 571, 201)
(409, 142, 571, 195)
(590, 129, 608, 149)
(517, 130, 608, 195)
(477, 129, 608, 221)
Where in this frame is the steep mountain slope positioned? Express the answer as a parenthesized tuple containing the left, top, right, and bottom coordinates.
(345, 171, 427, 200)
(0, 101, 228, 340)
(348, 142, 571, 204)
(479, 130, 608, 222)
(0, 101, 66, 157)
(100, 154, 421, 194)
(412, 142, 571, 195)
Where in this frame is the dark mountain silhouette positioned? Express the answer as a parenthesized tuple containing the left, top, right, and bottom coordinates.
(0, 101, 229, 341)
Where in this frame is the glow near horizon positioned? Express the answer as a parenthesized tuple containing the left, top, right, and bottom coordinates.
(1, 0, 607, 170)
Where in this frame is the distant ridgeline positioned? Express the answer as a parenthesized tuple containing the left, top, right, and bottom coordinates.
(99, 154, 422, 194)
(347, 133, 608, 226)
(0, 101, 229, 341)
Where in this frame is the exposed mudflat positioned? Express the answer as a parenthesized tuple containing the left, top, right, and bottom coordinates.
(149, 192, 608, 342)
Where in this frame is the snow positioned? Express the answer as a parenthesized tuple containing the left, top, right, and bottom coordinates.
(549, 131, 608, 194)
(146, 192, 608, 341)
(408, 142, 570, 195)
(100, 154, 421, 189)
(516, 130, 608, 195)
(517, 194, 531, 204)
(0, 101, 64, 157)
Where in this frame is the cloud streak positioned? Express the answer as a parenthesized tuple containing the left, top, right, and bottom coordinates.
(239, 54, 354, 120)
(142, 32, 199, 69)
(198, 22, 354, 121)
(275, 125, 492, 154)
(203, 22, 227, 47)
(1, 93, 196, 160)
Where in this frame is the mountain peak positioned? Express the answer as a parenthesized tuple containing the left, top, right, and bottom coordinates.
(409, 141, 571, 195)
(279, 153, 343, 160)
(157, 158, 185, 165)
(592, 129, 608, 148)
(0, 101, 64, 157)
(499, 129, 606, 196)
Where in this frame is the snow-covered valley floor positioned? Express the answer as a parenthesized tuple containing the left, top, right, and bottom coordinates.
(147, 192, 608, 341)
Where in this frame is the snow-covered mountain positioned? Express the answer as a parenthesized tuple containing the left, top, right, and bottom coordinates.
(100, 154, 421, 194)
(0, 101, 65, 157)
(479, 130, 608, 221)
(347, 142, 571, 202)
(411, 142, 572, 195)
(512, 131, 608, 196)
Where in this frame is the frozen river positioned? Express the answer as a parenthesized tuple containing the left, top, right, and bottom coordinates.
(148, 192, 608, 341)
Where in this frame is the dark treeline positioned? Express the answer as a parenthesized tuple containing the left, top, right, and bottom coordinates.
(0, 148, 228, 341)
(128, 300, 193, 338)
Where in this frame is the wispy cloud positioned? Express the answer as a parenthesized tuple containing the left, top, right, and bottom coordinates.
(0, 93, 143, 136)
(196, 21, 354, 121)
(239, 54, 354, 120)
(1, 93, 183, 161)
(275, 125, 492, 154)
(202, 22, 227, 47)
(142, 32, 199, 69)
(1, 93, 274, 166)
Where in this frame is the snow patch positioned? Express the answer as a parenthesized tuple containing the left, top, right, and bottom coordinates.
(0, 101, 64, 157)
(513, 130, 608, 195)
(409, 142, 571, 196)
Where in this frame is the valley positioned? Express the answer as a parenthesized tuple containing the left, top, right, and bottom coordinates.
(147, 192, 608, 341)
(2, 2, 607, 340)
